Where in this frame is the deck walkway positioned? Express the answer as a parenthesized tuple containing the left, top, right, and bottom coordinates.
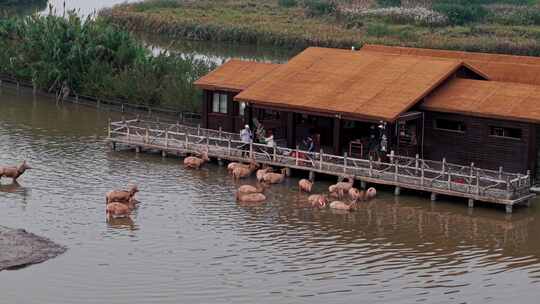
(107, 119, 535, 213)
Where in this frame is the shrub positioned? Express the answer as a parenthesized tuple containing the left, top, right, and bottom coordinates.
(278, 0, 298, 8)
(433, 2, 488, 25)
(342, 7, 448, 26)
(376, 0, 401, 7)
(303, 0, 336, 17)
(366, 23, 392, 37)
(487, 4, 540, 25)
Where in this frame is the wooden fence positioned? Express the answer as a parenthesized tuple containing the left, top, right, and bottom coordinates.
(108, 119, 534, 211)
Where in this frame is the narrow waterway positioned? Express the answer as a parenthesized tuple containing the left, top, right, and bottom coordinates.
(1, 87, 540, 304)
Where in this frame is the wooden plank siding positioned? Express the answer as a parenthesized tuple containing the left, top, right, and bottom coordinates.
(203, 90, 245, 133)
(423, 111, 536, 174)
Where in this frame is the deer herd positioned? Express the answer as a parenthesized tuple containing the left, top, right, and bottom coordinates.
(1, 152, 377, 220)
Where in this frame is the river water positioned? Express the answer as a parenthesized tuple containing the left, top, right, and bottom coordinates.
(2, 85, 540, 304)
(1, 0, 539, 303)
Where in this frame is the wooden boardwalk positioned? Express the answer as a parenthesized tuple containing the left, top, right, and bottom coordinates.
(107, 119, 535, 213)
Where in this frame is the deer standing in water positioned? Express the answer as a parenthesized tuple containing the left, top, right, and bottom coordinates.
(0, 160, 32, 182)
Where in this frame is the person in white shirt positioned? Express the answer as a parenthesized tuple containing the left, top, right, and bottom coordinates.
(240, 125, 252, 143)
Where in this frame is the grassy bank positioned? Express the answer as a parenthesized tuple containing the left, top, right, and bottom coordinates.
(103, 0, 540, 56)
(0, 12, 216, 112)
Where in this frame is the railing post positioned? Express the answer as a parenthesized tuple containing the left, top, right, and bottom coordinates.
(506, 176, 511, 199)
(421, 159, 425, 187)
(476, 168, 480, 195)
(185, 133, 189, 150)
(447, 170, 451, 190)
(165, 131, 169, 148)
(206, 136, 210, 151)
(527, 170, 531, 188)
(250, 142, 254, 159)
(343, 153, 348, 174)
(273, 145, 277, 162)
(197, 124, 201, 136)
(228, 138, 232, 156)
(296, 145, 300, 166)
(320, 149, 324, 170)
(107, 118, 111, 138)
(127, 126, 130, 144)
(145, 128, 149, 143)
(498, 166, 503, 180)
(219, 127, 222, 139)
(369, 155, 373, 177)
(394, 156, 398, 182)
(415, 154, 419, 174)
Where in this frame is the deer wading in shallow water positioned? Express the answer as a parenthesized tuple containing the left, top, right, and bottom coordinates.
(0, 161, 32, 182)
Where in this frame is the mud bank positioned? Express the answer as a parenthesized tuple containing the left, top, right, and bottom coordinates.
(0, 227, 66, 271)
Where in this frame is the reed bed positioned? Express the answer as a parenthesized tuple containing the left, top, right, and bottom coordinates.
(103, 0, 540, 56)
(0, 12, 216, 112)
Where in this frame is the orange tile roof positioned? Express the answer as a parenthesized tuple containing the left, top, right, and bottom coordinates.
(194, 59, 280, 92)
(423, 78, 540, 123)
(234, 47, 473, 122)
(362, 44, 540, 85)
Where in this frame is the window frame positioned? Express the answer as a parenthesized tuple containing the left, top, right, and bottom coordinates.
(489, 126, 522, 140)
(211, 92, 228, 114)
(433, 118, 466, 133)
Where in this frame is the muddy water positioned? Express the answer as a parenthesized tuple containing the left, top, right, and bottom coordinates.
(2, 89, 540, 303)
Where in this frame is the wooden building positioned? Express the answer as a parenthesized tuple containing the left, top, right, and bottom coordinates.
(194, 45, 540, 179)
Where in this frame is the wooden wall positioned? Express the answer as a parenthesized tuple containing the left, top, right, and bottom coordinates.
(423, 111, 536, 174)
(202, 90, 245, 133)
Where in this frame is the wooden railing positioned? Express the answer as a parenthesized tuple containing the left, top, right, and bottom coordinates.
(108, 119, 532, 204)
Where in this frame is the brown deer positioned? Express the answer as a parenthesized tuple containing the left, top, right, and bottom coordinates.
(262, 168, 287, 184)
(256, 166, 273, 182)
(106, 184, 139, 207)
(0, 160, 32, 182)
(348, 187, 365, 202)
(298, 179, 313, 193)
(237, 192, 267, 203)
(308, 194, 327, 208)
(232, 162, 259, 179)
(106, 202, 131, 219)
(184, 150, 209, 169)
(329, 201, 357, 211)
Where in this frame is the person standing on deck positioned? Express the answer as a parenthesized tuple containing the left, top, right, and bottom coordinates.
(240, 125, 252, 157)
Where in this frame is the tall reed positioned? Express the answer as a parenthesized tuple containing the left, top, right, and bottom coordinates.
(0, 12, 216, 112)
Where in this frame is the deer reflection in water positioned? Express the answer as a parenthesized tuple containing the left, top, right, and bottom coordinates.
(106, 215, 137, 231)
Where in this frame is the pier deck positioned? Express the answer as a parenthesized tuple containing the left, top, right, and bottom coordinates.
(107, 119, 535, 213)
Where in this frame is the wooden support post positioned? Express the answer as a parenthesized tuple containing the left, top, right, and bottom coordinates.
(185, 133, 189, 149)
(197, 124, 201, 136)
(228, 138, 232, 156)
(111, 142, 116, 151)
(32, 82, 37, 95)
(415, 154, 419, 174)
(145, 128, 149, 144)
(361, 180, 366, 189)
(273, 146, 277, 162)
(127, 127, 130, 144)
(219, 127, 222, 139)
(468, 198, 474, 208)
(165, 131, 169, 148)
(498, 166, 503, 180)
(75, 95, 79, 103)
(394, 186, 401, 196)
(250, 142, 254, 159)
(343, 152, 348, 174)
(135, 146, 141, 153)
(206, 136, 210, 152)
(309, 171, 315, 182)
(447, 171, 452, 190)
(285, 168, 291, 177)
(218, 159, 224, 166)
(506, 204, 513, 214)
(162, 150, 167, 158)
(430, 192, 437, 201)
(369, 155, 373, 177)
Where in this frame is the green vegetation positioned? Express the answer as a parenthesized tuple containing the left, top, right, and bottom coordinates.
(0, 0, 46, 5)
(103, 0, 540, 56)
(0, 13, 216, 112)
